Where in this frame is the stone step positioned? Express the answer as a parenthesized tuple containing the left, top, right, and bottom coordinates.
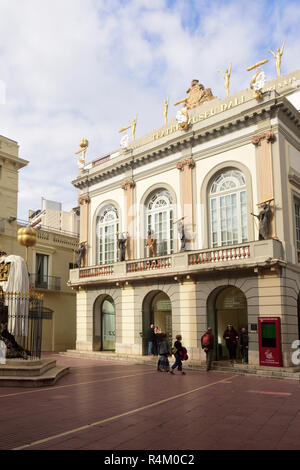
(61, 350, 300, 381)
(0, 359, 57, 377)
(0, 365, 70, 388)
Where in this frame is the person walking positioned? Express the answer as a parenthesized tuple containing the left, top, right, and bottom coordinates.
(147, 324, 155, 355)
(223, 324, 239, 362)
(170, 335, 186, 375)
(201, 327, 214, 371)
(157, 333, 170, 372)
(240, 327, 249, 364)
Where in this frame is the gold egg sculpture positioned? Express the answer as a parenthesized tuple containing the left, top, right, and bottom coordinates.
(79, 138, 88, 149)
(17, 226, 37, 247)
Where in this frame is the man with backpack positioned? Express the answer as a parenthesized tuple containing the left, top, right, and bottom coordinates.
(201, 327, 214, 371)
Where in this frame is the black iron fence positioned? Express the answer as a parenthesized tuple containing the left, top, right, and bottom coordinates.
(29, 273, 61, 291)
(0, 292, 43, 360)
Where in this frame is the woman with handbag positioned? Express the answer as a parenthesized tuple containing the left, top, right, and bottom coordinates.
(157, 333, 170, 372)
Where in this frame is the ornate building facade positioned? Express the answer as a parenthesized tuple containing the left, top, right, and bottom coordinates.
(69, 70, 300, 367)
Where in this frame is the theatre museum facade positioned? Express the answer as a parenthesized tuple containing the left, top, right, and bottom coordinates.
(69, 70, 300, 367)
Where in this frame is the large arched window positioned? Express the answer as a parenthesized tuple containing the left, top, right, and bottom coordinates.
(96, 205, 119, 265)
(209, 169, 248, 248)
(145, 190, 174, 256)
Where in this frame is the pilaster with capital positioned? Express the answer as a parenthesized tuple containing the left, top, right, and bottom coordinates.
(78, 195, 90, 267)
(252, 131, 277, 238)
(176, 157, 195, 248)
(121, 179, 136, 260)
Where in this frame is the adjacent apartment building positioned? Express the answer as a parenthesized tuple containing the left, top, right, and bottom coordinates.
(0, 135, 79, 351)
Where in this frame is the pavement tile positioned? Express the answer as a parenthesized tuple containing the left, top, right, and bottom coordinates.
(1, 354, 300, 450)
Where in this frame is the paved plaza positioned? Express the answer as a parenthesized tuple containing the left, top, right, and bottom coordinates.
(1, 354, 300, 450)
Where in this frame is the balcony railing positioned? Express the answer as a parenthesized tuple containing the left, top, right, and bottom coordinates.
(29, 273, 61, 291)
(79, 265, 114, 278)
(188, 245, 250, 265)
(127, 256, 172, 273)
(68, 239, 283, 286)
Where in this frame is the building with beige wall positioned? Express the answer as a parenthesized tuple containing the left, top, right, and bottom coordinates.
(0, 135, 78, 352)
(69, 70, 300, 368)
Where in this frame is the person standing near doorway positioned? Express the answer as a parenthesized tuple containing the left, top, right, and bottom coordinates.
(240, 327, 249, 364)
(147, 324, 155, 355)
(201, 327, 214, 371)
(223, 324, 239, 362)
(154, 326, 162, 356)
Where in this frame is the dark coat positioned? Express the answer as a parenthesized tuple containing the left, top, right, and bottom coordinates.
(146, 327, 155, 341)
(240, 332, 249, 348)
(223, 328, 239, 346)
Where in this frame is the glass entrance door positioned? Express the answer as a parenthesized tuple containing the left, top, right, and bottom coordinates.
(101, 298, 115, 351)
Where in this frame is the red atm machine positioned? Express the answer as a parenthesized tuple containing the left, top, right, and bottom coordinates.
(258, 317, 282, 367)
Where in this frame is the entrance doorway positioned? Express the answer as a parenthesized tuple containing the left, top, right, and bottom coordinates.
(94, 295, 116, 351)
(142, 291, 172, 354)
(208, 286, 248, 361)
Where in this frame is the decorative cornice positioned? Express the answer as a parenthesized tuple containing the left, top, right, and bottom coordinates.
(176, 157, 195, 171)
(288, 170, 300, 190)
(121, 179, 135, 191)
(251, 130, 275, 146)
(78, 195, 90, 205)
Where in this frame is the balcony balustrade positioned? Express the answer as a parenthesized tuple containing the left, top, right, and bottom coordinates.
(69, 239, 283, 286)
(29, 273, 61, 291)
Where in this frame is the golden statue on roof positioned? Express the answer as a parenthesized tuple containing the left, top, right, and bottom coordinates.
(269, 40, 285, 77)
(218, 63, 232, 97)
(174, 80, 216, 111)
(163, 96, 169, 125)
(75, 138, 89, 169)
(119, 115, 138, 142)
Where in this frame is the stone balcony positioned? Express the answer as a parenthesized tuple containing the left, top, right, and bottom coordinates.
(68, 239, 284, 287)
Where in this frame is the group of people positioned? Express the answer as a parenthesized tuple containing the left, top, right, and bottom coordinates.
(146, 324, 186, 375)
(147, 323, 249, 375)
(201, 324, 249, 371)
(146, 324, 165, 356)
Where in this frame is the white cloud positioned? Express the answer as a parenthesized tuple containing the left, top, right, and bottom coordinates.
(0, 0, 299, 219)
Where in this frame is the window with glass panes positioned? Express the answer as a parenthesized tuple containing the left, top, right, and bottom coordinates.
(209, 170, 248, 248)
(96, 205, 119, 265)
(295, 201, 300, 262)
(146, 190, 174, 256)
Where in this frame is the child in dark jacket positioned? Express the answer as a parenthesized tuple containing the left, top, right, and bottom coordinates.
(170, 335, 186, 375)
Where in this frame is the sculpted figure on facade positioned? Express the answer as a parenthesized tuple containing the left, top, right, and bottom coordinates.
(251, 202, 272, 240)
(269, 40, 285, 77)
(76, 243, 86, 268)
(177, 218, 186, 252)
(174, 80, 216, 112)
(118, 233, 127, 262)
(146, 230, 157, 258)
(218, 63, 232, 97)
(163, 96, 169, 125)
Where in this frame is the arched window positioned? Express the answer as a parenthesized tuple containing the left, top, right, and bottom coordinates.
(96, 205, 119, 265)
(145, 190, 174, 256)
(209, 169, 248, 247)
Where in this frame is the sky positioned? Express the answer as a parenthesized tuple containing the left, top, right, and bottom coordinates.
(0, 0, 299, 220)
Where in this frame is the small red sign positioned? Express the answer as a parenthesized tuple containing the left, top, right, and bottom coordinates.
(258, 317, 282, 367)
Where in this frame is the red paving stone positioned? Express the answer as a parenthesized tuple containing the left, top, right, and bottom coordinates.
(0, 353, 300, 450)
